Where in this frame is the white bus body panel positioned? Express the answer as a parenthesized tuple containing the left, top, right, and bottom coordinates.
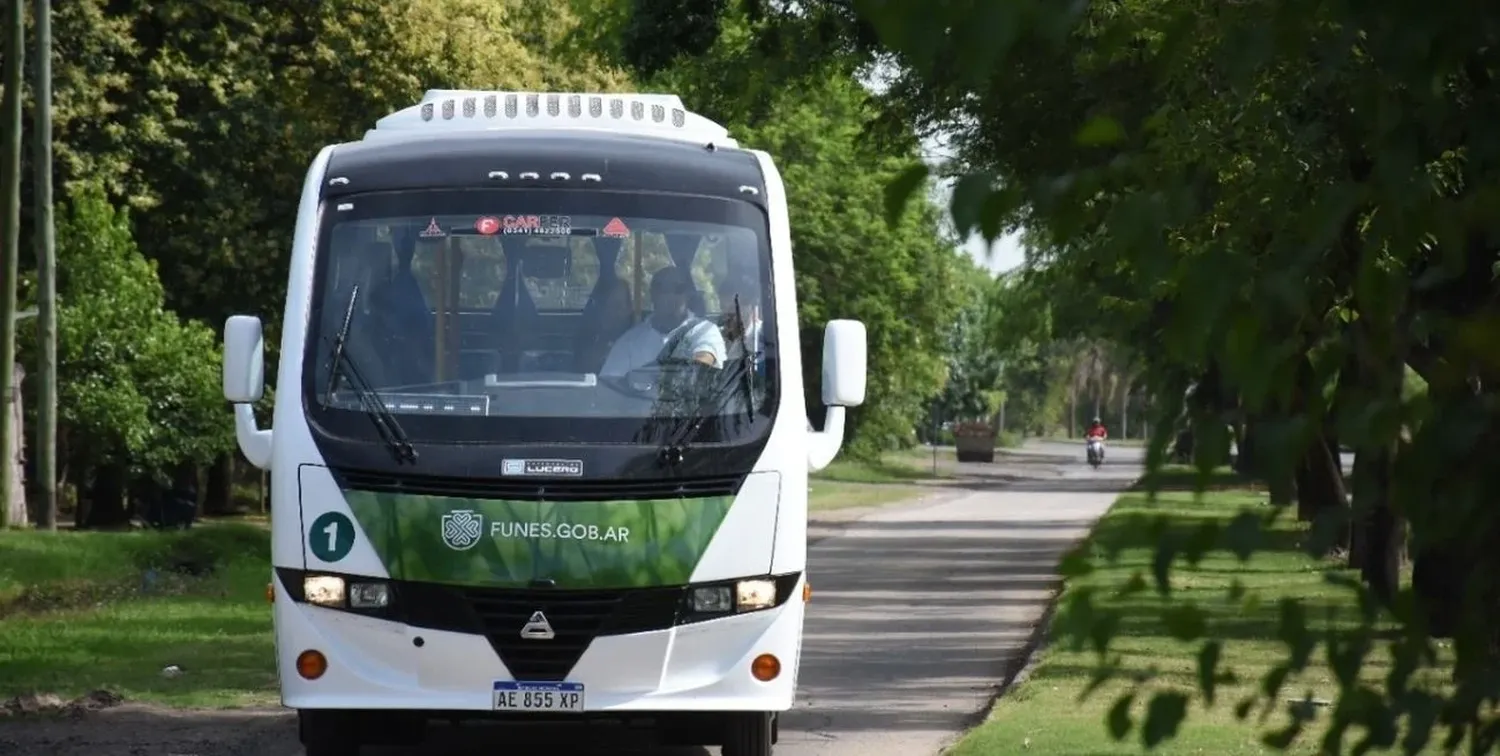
(267, 139, 814, 713)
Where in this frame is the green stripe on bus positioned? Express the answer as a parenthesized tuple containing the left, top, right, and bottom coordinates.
(342, 490, 734, 589)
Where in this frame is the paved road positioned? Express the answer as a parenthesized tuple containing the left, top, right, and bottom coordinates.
(0, 442, 1140, 756)
(776, 457, 1139, 755)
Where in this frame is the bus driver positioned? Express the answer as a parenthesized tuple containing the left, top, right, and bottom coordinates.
(600, 265, 725, 376)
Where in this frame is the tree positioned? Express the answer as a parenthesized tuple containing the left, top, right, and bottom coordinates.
(16, 182, 232, 528)
(861, 0, 1500, 747)
(5, 0, 637, 513)
(738, 75, 964, 455)
(934, 261, 1004, 425)
(0, 0, 25, 528)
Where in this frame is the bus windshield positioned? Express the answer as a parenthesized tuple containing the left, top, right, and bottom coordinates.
(302, 188, 777, 447)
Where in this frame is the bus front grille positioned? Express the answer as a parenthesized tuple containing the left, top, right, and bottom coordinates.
(462, 585, 685, 681)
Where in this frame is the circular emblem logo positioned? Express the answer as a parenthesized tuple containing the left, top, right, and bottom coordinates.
(308, 511, 356, 563)
(475, 216, 500, 235)
(441, 509, 484, 550)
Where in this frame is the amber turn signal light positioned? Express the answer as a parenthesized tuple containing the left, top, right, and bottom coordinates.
(751, 654, 781, 682)
(296, 650, 328, 680)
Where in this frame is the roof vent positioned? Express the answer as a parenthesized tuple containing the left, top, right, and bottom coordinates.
(364, 90, 737, 147)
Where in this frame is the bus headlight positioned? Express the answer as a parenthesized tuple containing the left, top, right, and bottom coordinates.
(349, 582, 390, 609)
(690, 585, 733, 613)
(301, 575, 389, 609)
(304, 575, 346, 607)
(735, 579, 777, 611)
(678, 573, 800, 625)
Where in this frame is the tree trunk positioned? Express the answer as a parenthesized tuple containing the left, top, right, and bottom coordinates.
(204, 453, 233, 515)
(4, 361, 23, 527)
(1295, 432, 1349, 552)
(1354, 445, 1402, 606)
(81, 463, 131, 529)
(31, 0, 57, 532)
(1066, 390, 1076, 438)
(1236, 419, 1261, 476)
(0, 0, 24, 531)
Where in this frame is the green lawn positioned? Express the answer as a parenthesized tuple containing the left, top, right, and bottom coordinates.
(949, 483, 1453, 755)
(808, 448, 947, 511)
(0, 524, 277, 708)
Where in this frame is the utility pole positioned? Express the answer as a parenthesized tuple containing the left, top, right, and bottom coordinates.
(32, 0, 56, 529)
(0, 0, 26, 528)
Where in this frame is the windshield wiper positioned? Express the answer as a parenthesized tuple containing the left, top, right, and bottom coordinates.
(656, 298, 759, 465)
(324, 285, 418, 465)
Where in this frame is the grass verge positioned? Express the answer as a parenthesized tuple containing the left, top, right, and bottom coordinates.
(0, 523, 276, 708)
(808, 448, 947, 511)
(948, 478, 1448, 755)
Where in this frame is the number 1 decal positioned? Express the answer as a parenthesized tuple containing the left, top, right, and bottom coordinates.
(309, 511, 356, 563)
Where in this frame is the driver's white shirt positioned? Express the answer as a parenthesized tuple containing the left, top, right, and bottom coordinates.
(600, 313, 726, 376)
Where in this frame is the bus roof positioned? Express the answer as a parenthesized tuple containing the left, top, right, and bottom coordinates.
(364, 90, 738, 149)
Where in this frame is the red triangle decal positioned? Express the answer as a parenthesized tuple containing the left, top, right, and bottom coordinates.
(601, 217, 630, 238)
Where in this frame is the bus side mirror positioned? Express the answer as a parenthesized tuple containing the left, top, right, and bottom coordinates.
(223, 315, 266, 404)
(821, 319, 866, 407)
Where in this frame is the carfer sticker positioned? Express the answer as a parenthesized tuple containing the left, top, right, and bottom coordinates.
(499, 214, 571, 235)
(419, 217, 447, 238)
(474, 216, 501, 235)
(601, 217, 630, 238)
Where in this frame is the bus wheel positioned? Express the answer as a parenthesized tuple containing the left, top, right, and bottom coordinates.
(723, 712, 774, 756)
(298, 710, 362, 756)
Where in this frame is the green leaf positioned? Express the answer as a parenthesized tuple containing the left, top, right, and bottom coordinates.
(1151, 537, 1177, 596)
(949, 173, 992, 237)
(1162, 602, 1207, 641)
(1276, 598, 1316, 670)
(1197, 640, 1222, 705)
(1399, 691, 1439, 755)
(1262, 718, 1304, 750)
(1117, 570, 1148, 598)
(1058, 545, 1094, 578)
(1182, 519, 1220, 565)
(1107, 693, 1134, 740)
(1141, 691, 1189, 748)
(1075, 115, 1125, 146)
(1261, 662, 1291, 705)
(1090, 608, 1122, 656)
(1234, 696, 1255, 721)
(1079, 656, 1121, 702)
(1226, 578, 1247, 602)
(977, 186, 1015, 243)
(1222, 511, 1262, 561)
(884, 162, 929, 227)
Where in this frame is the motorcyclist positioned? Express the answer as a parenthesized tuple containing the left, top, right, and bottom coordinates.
(1086, 417, 1107, 465)
(1086, 417, 1108, 440)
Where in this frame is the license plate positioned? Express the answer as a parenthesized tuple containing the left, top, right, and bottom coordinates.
(492, 681, 585, 712)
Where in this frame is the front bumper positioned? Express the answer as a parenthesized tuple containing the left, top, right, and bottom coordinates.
(271, 571, 807, 713)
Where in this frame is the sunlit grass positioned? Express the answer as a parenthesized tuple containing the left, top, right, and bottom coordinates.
(950, 487, 1453, 755)
(0, 524, 277, 708)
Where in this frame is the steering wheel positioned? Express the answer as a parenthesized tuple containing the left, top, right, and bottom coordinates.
(600, 357, 716, 400)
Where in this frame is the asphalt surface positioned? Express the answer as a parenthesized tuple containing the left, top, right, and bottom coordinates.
(775, 443, 1141, 756)
(0, 440, 1142, 756)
